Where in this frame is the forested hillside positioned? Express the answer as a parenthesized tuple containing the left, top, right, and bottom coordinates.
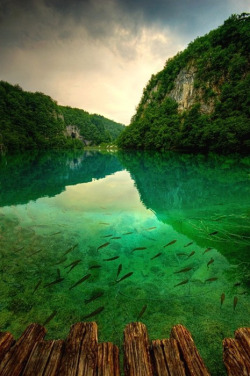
(118, 14, 250, 153)
(0, 81, 124, 152)
(60, 106, 125, 145)
(0, 81, 74, 151)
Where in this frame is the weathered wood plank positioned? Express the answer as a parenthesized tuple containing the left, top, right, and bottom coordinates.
(22, 340, 54, 376)
(0, 332, 15, 363)
(43, 339, 64, 376)
(151, 339, 186, 376)
(58, 321, 98, 376)
(78, 322, 98, 376)
(234, 327, 250, 363)
(171, 324, 210, 376)
(0, 323, 46, 376)
(223, 338, 250, 376)
(124, 322, 153, 376)
(22, 339, 64, 376)
(97, 342, 120, 376)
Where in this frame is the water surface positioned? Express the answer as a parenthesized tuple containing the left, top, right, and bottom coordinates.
(0, 150, 249, 375)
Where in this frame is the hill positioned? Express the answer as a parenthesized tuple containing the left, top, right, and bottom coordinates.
(0, 81, 124, 152)
(60, 106, 125, 145)
(118, 14, 250, 153)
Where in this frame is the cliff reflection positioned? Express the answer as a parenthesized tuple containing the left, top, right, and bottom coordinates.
(118, 151, 250, 262)
(0, 150, 123, 206)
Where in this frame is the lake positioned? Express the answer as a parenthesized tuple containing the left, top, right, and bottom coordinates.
(0, 150, 249, 375)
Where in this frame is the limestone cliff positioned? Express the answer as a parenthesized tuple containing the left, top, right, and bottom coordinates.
(65, 125, 92, 146)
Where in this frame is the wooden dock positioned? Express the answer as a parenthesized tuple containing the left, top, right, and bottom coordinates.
(0, 322, 249, 375)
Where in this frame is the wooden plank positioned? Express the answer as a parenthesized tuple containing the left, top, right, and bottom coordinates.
(58, 321, 98, 376)
(223, 338, 250, 376)
(0, 332, 15, 363)
(0, 323, 46, 376)
(22, 340, 54, 376)
(22, 339, 64, 376)
(234, 327, 250, 363)
(171, 324, 210, 376)
(124, 322, 153, 376)
(43, 340, 64, 376)
(151, 339, 185, 376)
(77, 322, 98, 376)
(97, 342, 120, 376)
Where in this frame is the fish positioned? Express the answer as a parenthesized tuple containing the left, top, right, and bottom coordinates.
(205, 277, 218, 282)
(234, 282, 241, 287)
(82, 306, 104, 320)
(63, 244, 78, 256)
(123, 232, 133, 235)
(97, 242, 110, 251)
(221, 293, 225, 307)
(57, 269, 61, 278)
(54, 257, 67, 265)
(137, 305, 147, 319)
(174, 279, 189, 287)
(116, 272, 133, 283)
(177, 252, 187, 256)
(203, 248, 212, 255)
(174, 267, 193, 274)
(14, 246, 24, 252)
(207, 258, 214, 268)
(184, 242, 193, 247)
(43, 310, 57, 326)
(50, 231, 62, 236)
(89, 265, 102, 269)
(117, 264, 122, 278)
(111, 237, 121, 239)
(67, 261, 81, 273)
(188, 251, 195, 258)
(150, 252, 162, 260)
(30, 249, 42, 256)
(233, 296, 238, 310)
(69, 274, 91, 290)
(84, 292, 104, 304)
(132, 247, 147, 252)
(163, 240, 177, 247)
(103, 256, 120, 261)
(145, 227, 156, 231)
(209, 231, 218, 236)
(102, 234, 113, 238)
(64, 259, 81, 269)
(44, 278, 64, 288)
(33, 279, 42, 293)
(99, 222, 110, 225)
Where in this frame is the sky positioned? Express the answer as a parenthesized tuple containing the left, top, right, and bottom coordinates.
(0, 0, 249, 125)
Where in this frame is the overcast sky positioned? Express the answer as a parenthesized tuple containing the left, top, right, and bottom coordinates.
(0, 0, 249, 124)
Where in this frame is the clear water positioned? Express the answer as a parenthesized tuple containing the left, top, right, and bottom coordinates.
(0, 150, 249, 375)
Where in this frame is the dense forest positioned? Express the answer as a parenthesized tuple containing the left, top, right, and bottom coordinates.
(60, 106, 124, 145)
(0, 81, 124, 152)
(118, 14, 250, 154)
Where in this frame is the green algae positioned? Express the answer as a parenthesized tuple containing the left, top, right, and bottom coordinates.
(0, 150, 249, 375)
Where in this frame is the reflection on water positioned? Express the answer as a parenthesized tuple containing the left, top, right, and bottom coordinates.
(0, 150, 249, 375)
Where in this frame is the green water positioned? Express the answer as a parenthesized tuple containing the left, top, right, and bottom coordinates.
(0, 150, 249, 375)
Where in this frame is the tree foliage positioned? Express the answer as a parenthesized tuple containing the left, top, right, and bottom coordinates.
(60, 106, 125, 145)
(0, 81, 125, 152)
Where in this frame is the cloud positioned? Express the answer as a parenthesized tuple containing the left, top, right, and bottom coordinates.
(0, 0, 249, 124)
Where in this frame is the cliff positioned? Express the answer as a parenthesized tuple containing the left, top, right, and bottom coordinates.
(118, 13, 250, 154)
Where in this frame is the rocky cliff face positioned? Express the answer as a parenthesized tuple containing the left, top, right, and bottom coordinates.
(147, 65, 217, 115)
(65, 125, 92, 145)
